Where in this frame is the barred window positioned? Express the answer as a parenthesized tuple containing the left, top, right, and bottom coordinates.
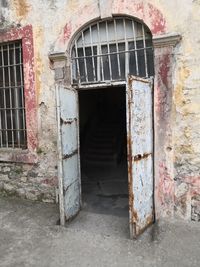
(0, 41, 27, 148)
(71, 17, 154, 85)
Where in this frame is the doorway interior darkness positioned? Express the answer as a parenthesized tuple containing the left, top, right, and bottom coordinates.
(78, 86, 129, 219)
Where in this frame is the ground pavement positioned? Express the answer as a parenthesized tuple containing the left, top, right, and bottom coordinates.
(0, 196, 200, 267)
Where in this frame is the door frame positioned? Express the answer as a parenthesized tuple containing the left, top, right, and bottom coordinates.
(56, 80, 155, 235)
(51, 33, 181, 224)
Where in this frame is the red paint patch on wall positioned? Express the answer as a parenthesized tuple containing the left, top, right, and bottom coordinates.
(148, 3, 166, 34)
(154, 49, 172, 122)
(135, 2, 144, 13)
(157, 162, 174, 206)
(0, 25, 37, 153)
(191, 187, 200, 197)
(184, 176, 200, 188)
(159, 54, 170, 88)
(63, 22, 72, 43)
(55, 1, 167, 51)
(42, 176, 58, 187)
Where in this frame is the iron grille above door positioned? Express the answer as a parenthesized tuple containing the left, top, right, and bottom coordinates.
(71, 17, 154, 85)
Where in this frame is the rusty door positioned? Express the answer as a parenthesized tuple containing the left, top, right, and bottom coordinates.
(56, 85, 81, 225)
(126, 76, 154, 238)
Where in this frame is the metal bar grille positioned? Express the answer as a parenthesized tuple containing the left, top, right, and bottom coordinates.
(0, 41, 27, 148)
(71, 17, 154, 85)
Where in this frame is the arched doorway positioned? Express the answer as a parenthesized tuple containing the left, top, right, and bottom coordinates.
(56, 17, 154, 238)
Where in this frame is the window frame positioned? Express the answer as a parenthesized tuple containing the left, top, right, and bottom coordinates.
(71, 17, 154, 85)
(0, 25, 37, 163)
(0, 40, 27, 149)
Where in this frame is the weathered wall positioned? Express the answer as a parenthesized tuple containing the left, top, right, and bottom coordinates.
(0, 0, 199, 220)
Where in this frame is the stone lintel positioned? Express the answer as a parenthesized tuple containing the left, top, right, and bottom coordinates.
(153, 33, 182, 48)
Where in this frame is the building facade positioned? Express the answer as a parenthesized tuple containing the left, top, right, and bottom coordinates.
(0, 0, 200, 226)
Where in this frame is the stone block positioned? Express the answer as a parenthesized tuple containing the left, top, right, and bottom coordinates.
(3, 183, 15, 192)
(0, 174, 9, 181)
(25, 191, 39, 201)
(16, 188, 26, 198)
(20, 176, 28, 183)
(2, 166, 10, 172)
(175, 183, 189, 198)
(191, 196, 200, 221)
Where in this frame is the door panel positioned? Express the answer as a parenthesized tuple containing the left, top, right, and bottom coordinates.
(64, 179, 81, 220)
(61, 121, 78, 155)
(63, 153, 79, 188)
(126, 76, 154, 238)
(57, 85, 81, 223)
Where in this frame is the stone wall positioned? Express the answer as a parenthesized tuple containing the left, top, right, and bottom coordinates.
(0, 160, 57, 202)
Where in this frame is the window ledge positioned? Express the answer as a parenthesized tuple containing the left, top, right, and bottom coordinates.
(0, 149, 38, 164)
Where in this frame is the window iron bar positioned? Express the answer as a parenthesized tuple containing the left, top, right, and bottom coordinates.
(81, 31, 88, 83)
(7, 43, 15, 147)
(142, 24, 148, 77)
(74, 40, 81, 83)
(114, 19, 121, 78)
(0, 63, 23, 68)
(13, 42, 21, 147)
(0, 85, 24, 89)
(19, 45, 26, 143)
(0, 128, 27, 131)
(0, 107, 25, 110)
(132, 20, 139, 76)
(0, 41, 26, 148)
(105, 21, 112, 80)
(73, 46, 153, 60)
(1, 46, 9, 147)
(97, 22, 104, 81)
(89, 26, 97, 82)
(71, 17, 153, 85)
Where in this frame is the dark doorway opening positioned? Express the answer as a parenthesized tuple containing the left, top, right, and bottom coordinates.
(79, 86, 129, 218)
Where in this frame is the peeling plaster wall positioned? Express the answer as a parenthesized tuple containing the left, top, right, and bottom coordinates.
(0, 0, 200, 220)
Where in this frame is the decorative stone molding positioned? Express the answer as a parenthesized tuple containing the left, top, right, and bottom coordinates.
(153, 33, 182, 48)
(49, 51, 67, 62)
(49, 52, 67, 69)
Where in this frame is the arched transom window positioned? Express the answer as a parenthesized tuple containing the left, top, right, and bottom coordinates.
(71, 17, 154, 85)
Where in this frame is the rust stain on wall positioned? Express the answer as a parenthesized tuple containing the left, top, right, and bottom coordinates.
(12, 0, 31, 19)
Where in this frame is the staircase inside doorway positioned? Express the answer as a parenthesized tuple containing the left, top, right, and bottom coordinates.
(84, 122, 120, 166)
(79, 86, 129, 218)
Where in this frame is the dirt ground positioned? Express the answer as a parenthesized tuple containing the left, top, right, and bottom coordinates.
(0, 196, 200, 267)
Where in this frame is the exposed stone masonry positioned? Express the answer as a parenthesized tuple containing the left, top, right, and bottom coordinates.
(0, 162, 57, 203)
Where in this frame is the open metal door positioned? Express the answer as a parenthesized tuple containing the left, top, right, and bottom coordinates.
(126, 76, 154, 238)
(56, 84, 81, 225)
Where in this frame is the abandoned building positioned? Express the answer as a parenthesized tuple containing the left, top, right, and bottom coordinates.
(0, 0, 199, 237)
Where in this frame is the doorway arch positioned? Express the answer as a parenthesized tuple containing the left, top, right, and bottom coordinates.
(70, 16, 154, 86)
(55, 16, 155, 238)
